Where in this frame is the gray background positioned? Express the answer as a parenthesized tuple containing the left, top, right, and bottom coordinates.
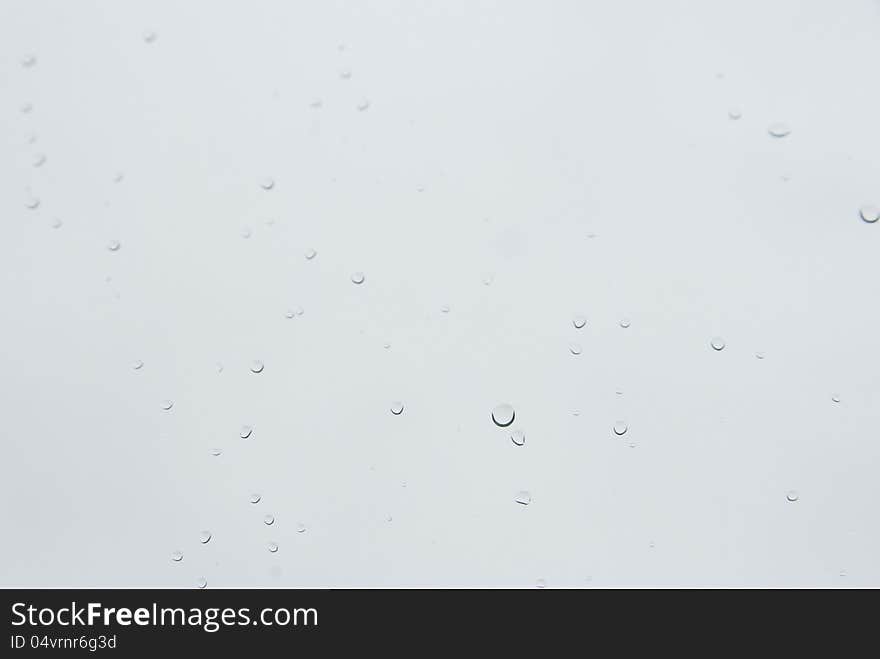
(1, 0, 879, 587)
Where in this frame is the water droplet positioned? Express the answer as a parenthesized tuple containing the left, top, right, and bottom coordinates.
(573, 316, 586, 329)
(296, 523, 306, 534)
(515, 490, 532, 506)
(510, 429, 526, 446)
(491, 403, 515, 428)
(210, 448, 222, 457)
(440, 305, 450, 314)
(786, 490, 799, 502)
(20, 102, 33, 114)
(263, 514, 275, 526)
(383, 343, 391, 350)
(267, 542, 278, 553)
(32, 153, 46, 168)
(132, 359, 144, 370)
(482, 274, 494, 286)
(859, 205, 879, 224)
(309, 98, 323, 109)
(831, 395, 840, 404)
(215, 362, 224, 373)
(755, 352, 765, 360)
(24, 194, 40, 210)
(199, 530, 212, 544)
(294, 306, 304, 316)
(536, 578, 546, 589)
(249, 493, 261, 504)
(351, 271, 365, 285)
(728, 108, 742, 120)
(390, 401, 404, 415)
(259, 177, 274, 191)
(113, 171, 124, 183)
(240, 227, 252, 239)
(107, 240, 121, 252)
(339, 68, 352, 80)
(305, 248, 317, 260)
(196, 577, 207, 589)
(569, 343, 582, 356)
(285, 310, 295, 319)
(250, 360, 264, 374)
(50, 218, 63, 229)
(240, 425, 253, 439)
(768, 122, 791, 138)
(160, 399, 174, 411)
(619, 318, 631, 329)
(356, 99, 370, 112)
(710, 337, 725, 351)
(612, 420, 628, 436)
(21, 54, 37, 68)
(143, 30, 157, 44)
(171, 551, 183, 562)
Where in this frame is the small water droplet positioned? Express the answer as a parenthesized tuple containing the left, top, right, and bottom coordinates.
(240, 227, 252, 239)
(859, 205, 879, 224)
(619, 318, 630, 329)
(755, 352, 765, 360)
(267, 542, 278, 553)
(786, 490, 799, 502)
(710, 337, 725, 351)
(536, 578, 546, 589)
(171, 551, 183, 562)
(768, 122, 791, 138)
(294, 306, 304, 316)
(491, 403, 515, 428)
(831, 395, 840, 404)
(196, 577, 207, 589)
(728, 108, 742, 120)
(263, 514, 275, 526)
(20, 102, 33, 114)
(510, 429, 526, 446)
(305, 248, 317, 260)
(259, 177, 274, 191)
(21, 54, 37, 68)
(143, 30, 157, 44)
(249, 493, 261, 504)
(250, 360, 264, 374)
(309, 98, 323, 109)
(573, 316, 586, 329)
(339, 68, 352, 80)
(240, 425, 253, 439)
(383, 343, 391, 350)
(132, 360, 144, 370)
(160, 399, 174, 411)
(215, 362, 224, 374)
(107, 240, 121, 252)
(569, 342, 582, 356)
(285, 310, 295, 319)
(199, 530, 212, 544)
(482, 274, 494, 286)
(515, 490, 532, 506)
(24, 194, 40, 210)
(296, 523, 306, 534)
(390, 401, 404, 415)
(32, 153, 46, 168)
(113, 171, 124, 183)
(351, 271, 365, 285)
(613, 420, 628, 436)
(50, 218, 63, 229)
(440, 305, 450, 314)
(210, 448, 222, 457)
(356, 99, 370, 112)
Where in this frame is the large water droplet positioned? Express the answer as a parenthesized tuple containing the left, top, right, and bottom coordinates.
(199, 530, 212, 544)
(249, 493, 261, 504)
(515, 490, 532, 506)
(160, 399, 174, 411)
(250, 360, 264, 374)
(263, 514, 275, 526)
(510, 429, 526, 446)
(107, 240, 121, 252)
(351, 271, 365, 285)
(859, 205, 879, 224)
(390, 401, 404, 415)
(573, 316, 586, 329)
(267, 542, 278, 553)
(768, 123, 791, 138)
(171, 551, 183, 562)
(491, 404, 515, 428)
(569, 343, 582, 356)
(831, 395, 840, 404)
(786, 490, 799, 502)
(710, 337, 725, 351)
(240, 425, 253, 439)
(612, 420, 628, 436)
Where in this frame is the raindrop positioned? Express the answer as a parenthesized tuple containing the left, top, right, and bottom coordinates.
(250, 360, 264, 374)
(21, 54, 37, 68)
(296, 523, 306, 534)
(859, 205, 879, 224)
(309, 98, 323, 109)
(50, 218, 62, 229)
(351, 271, 365, 285)
(831, 395, 840, 404)
(440, 305, 450, 314)
(305, 248, 317, 260)
(728, 108, 742, 120)
(160, 399, 174, 411)
(768, 122, 791, 138)
(215, 362, 224, 373)
(240, 227, 252, 239)
(263, 514, 275, 526)
(356, 99, 370, 112)
(32, 153, 46, 168)
(390, 401, 404, 415)
(383, 343, 391, 350)
(294, 306, 304, 316)
(613, 420, 628, 436)
(196, 577, 207, 589)
(482, 274, 494, 286)
(491, 403, 515, 428)
(569, 343, 582, 356)
(132, 359, 144, 370)
(710, 337, 725, 351)
(339, 68, 352, 80)
(107, 240, 121, 252)
(199, 530, 212, 544)
(113, 171, 124, 183)
(510, 429, 526, 446)
(210, 448, 222, 457)
(515, 491, 532, 506)
(20, 102, 33, 114)
(536, 578, 546, 589)
(249, 493, 262, 504)
(24, 195, 40, 210)
(143, 30, 157, 44)
(573, 316, 586, 329)
(267, 542, 278, 553)
(619, 318, 631, 329)
(755, 352, 765, 360)
(786, 490, 799, 502)
(259, 177, 274, 191)
(240, 425, 253, 439)
(171, 551, 183, 562)
(285, 310, 295, 319)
